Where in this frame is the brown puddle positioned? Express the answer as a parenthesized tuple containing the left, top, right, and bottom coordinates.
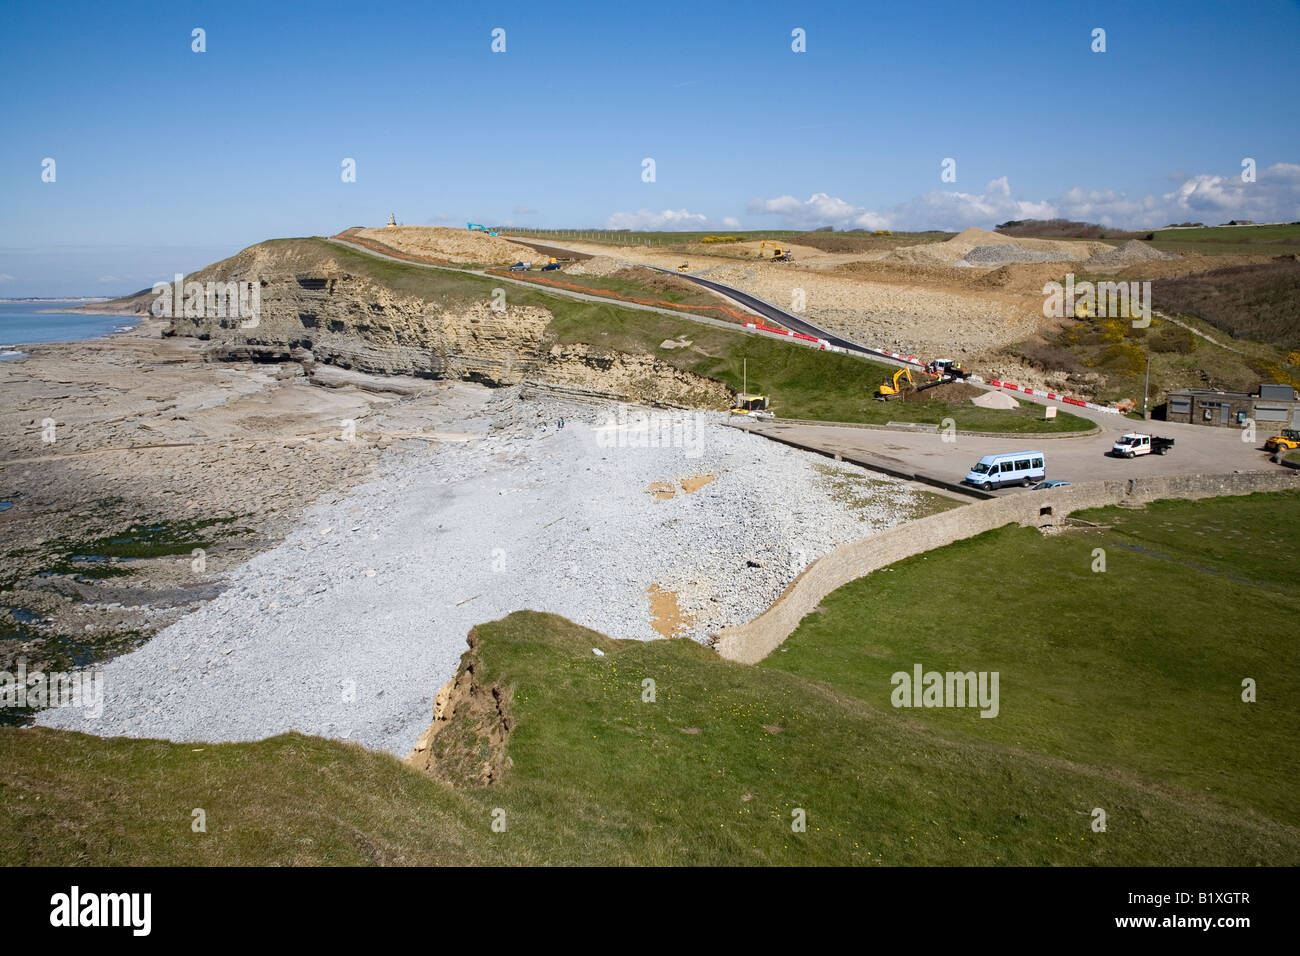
(647, 474, 715, 501)
(648, 584, 694, 638)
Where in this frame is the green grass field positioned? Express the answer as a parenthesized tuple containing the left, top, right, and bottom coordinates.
(765, 491, 1300, 837)
(5, 493, 1297, 865)
(497, 266, 743, 316)
(322, 240, 1093, 432)
(1147, 222, 1300, 256)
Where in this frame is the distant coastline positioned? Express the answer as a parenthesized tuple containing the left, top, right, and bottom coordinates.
(0, 299, 140, 357)
(0, 296, 111, 303)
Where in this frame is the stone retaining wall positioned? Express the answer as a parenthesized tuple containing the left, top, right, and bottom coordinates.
(756, 418, 1101, 439)
(712, 470, 1300, 664)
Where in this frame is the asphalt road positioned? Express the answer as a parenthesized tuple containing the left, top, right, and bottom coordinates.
(658, 268, 876, 354)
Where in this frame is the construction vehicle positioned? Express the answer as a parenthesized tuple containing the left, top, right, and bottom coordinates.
(466, 223, 500, 237)
(876, 367, 914, 400)
(925, 358, 970, 380)
(1111, 433, 1174, 458)
(758, 241, 793, 262)
(677, 263, 690, 273)
(730, 393, 773, 419)
(386, 213, 397, 228)
(1264, 429, 1300, 453)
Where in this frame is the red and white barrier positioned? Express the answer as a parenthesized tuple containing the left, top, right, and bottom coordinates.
(740, 323, 1121, 415)
(988, 380, 1121, 414)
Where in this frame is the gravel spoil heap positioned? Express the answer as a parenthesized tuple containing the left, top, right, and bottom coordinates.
(1083, 239, 1181, 267)
(961, 244, 1078, 266)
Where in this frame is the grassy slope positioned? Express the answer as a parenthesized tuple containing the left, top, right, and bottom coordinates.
(1000, 224, 1300, 399)
(323, 240, 1092, 432)
(1152, 260, 1300, 352)
(1148, 223, 1300, 257)
(5, 599, 1295, 865)
(765, 491, 1300, 839)
(508, 269, 734, 311)
(1008, 312, 1300, 404)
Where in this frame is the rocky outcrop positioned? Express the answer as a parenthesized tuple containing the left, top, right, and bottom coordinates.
(160, 239, 730, 408)
(167, 243, 552, 384)
(532, 343, 732, 408)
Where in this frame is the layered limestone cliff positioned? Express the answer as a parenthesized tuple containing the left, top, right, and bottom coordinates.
(158, 239, 729, 408)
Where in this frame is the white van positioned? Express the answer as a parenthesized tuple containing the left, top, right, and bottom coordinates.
(964, 451, 1046, 489)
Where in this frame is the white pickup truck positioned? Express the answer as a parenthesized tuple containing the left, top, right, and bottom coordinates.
(1111, 432, 1175, 458)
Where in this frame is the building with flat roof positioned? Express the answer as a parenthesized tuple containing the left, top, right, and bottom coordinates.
(1164, 384, 1300, 427)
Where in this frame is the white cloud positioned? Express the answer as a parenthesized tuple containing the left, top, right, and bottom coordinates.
(746, 192, 889, 230)
(892, 178, 1057, 230)
(0, 274, 13, 282)
(513, 204, 537, 215)
(721, 216, 741, 229)
(744, 164, 1300, 232)
(748, 181, 1051, 232)
(1054, 187, 1159, 225)
(1159, 162, 1300, 223)
(97, 275, 120, 283)
(604, 208, 710, 230)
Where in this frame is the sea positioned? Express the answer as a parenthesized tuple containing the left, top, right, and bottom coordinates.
(0, 301, 136, 360)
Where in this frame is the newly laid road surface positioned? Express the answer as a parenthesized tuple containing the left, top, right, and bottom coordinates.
(662, 269, 874, 354)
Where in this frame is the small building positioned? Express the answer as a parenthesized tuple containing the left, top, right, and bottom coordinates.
(1164, 384, 1300, 427)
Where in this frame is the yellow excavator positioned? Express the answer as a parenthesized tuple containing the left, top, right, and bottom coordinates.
(758, 241, 793, 262)
(876, 367, 914, 400)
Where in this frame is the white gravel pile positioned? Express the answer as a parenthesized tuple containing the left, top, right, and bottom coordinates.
(38, 394, 931, 755)
(961, 244, 1076, 266)
(1083, 239, 1180, 267)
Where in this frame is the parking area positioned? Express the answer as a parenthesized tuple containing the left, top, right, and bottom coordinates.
(737, 403, 1288, 498)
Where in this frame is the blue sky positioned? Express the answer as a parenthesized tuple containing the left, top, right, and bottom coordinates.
(2, 0, 1298, 296)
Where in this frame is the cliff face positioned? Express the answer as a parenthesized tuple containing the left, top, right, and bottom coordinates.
(536, 343, 731, 407)
(161, 239, 728, 407)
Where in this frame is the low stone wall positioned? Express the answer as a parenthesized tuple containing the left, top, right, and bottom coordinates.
(712, 470, 1300, 664)
(766, 418, 1101, 440)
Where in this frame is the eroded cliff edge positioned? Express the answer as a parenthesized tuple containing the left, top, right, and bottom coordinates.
(142, 238, 730, 409)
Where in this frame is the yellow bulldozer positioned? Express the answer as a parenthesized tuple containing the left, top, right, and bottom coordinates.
(758, 241, 793, 262)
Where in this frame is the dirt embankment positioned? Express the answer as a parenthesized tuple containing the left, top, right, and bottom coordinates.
(406, 628, 513, 786)
(881, 227, 1114, 267)
(350, 225, 543, 266)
